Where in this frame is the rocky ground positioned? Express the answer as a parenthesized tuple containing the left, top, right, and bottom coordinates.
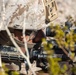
(54, 0, 76, 23)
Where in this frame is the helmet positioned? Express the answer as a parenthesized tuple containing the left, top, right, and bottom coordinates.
(0, 0, 58, 30)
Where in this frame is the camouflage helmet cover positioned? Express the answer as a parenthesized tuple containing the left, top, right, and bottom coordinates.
(0, 0, 58, 30)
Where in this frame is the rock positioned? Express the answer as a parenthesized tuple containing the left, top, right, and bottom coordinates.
(54, 0, 76, 23)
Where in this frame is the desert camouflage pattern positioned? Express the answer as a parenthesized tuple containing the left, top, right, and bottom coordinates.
(0, 0, 57, 30)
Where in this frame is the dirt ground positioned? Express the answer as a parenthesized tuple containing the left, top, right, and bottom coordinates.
(37, 73, 49, 75)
